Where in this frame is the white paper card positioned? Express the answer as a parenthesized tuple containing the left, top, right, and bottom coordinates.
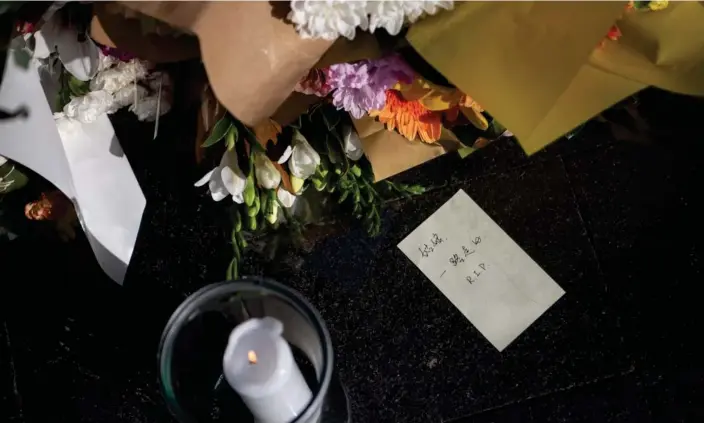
(398, 189, 565, 351)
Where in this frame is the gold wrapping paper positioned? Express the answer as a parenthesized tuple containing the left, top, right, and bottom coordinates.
(408, 1, 704, 155)
(353, 116, 464, 181)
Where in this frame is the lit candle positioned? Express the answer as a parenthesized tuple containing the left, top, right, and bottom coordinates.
(223, 317, 312, 423)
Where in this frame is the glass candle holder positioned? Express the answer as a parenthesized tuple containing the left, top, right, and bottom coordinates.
(158, 277, 346, 423)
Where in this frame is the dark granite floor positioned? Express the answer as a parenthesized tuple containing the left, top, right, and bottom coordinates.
(2, 89, 704, 423)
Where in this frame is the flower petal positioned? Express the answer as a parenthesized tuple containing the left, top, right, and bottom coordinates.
(209, 178, 228, 201)
(194, 168, 215, 187)
(277, 188, 297, 208)
(277, 145, 293, 164)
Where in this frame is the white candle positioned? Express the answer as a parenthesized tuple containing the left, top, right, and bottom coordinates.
(223, 317, 313, 423)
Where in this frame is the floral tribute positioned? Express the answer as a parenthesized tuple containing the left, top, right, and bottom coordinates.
(195, 103, 427, 279)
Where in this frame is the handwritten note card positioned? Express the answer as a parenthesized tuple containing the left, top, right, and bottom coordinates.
(398, 190, 565, 351)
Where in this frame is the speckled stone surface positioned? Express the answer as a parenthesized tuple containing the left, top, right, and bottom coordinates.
(2, 90, 704, 423)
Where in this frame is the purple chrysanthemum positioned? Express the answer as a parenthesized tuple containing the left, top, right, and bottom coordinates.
(326, 54, 414, 119)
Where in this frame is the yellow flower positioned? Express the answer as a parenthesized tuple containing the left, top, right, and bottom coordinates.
(648, 0, 668, 11)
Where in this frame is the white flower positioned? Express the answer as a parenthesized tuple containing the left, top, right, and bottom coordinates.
(145, 71, 172, 92)
(107, 84, 148, 114)
(288, 0, 369, 40)
(129, 93, 172, 122)
(195, 150, 246, 203)
(368, 1, 454, 35)
(277, 188, 297, 208)
(342, 125, 364, 161)
(62, 90, 112, 124)
(367, 1, 406, 35)
(98, 51, 117, 72)
(254, 153, 281, 190)
(288, 131, 320, 179)
(277, 145, 293, 164)
(90, 59, 149, 93)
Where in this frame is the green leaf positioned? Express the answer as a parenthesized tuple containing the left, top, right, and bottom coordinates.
(201, 116, 232, 147)
(226, 125, 239, 150)
(0, 162, 28, 194)
(68, 76, 90, 97)
(457, 146, 476, 159)
(12, 49, 30, 69)
(337, 190, 349, 203)
(406, 185, 426, 195)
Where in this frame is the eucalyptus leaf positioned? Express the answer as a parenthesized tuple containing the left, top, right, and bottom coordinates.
(202, 116, 232, 147)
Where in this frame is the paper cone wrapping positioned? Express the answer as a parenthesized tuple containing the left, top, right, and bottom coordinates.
(117, 2, 379, 128)
(353, 116, 464, 181)
(408, 1, 704, 155)
(90, 3, 200, 63)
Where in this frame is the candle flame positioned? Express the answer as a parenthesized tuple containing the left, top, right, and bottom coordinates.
(248, 350, 257, 365)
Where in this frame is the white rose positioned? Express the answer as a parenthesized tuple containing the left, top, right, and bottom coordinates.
(342, 125, 364, 161)
(254, 153, 281, 190)
(288, 130, 320, 179)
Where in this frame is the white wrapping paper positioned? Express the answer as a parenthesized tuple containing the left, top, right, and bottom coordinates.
(0, 48, 146, 284)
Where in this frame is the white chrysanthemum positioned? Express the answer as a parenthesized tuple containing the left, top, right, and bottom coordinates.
(129, 93, 172, 122)
(288, 0, 369, 40)
(368, 0, 454, 35)
(62, 90, 113, 124)
(107, 84, 149, 114)
(90, 59, 149, 93)
(145, 71, 172, 92)
(367, 0, 405, 35)
(97, 51, 117, 72)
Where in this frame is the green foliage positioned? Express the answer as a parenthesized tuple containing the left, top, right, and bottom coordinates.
(201, 116, 233, 148)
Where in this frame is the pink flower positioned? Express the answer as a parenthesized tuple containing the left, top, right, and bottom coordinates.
(294, 68, 332, 97)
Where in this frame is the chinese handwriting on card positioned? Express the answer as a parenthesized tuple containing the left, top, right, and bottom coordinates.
(398, 190, 565, 351)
